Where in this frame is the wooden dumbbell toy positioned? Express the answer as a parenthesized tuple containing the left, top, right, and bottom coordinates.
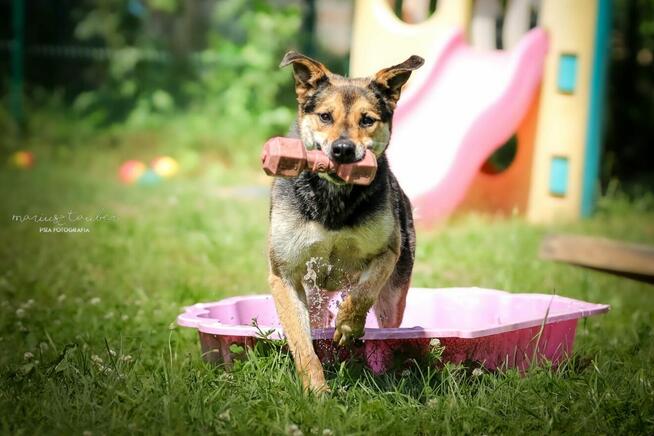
(261, 137, 377, 185)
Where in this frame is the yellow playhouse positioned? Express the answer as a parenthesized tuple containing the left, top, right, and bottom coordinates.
(349, 0, 611, 223)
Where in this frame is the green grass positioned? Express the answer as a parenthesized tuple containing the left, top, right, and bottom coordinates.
(1, 136, 653, 435)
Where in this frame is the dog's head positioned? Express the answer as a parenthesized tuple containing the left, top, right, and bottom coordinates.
(280, 51, 424, 166)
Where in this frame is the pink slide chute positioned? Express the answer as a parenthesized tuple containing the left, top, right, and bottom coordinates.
(387, 28, 549, 224)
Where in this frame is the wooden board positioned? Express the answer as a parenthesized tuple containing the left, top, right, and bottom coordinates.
(540, 234, 654, 284)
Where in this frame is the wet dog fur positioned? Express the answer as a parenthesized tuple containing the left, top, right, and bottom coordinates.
(268, 51, 423, 392)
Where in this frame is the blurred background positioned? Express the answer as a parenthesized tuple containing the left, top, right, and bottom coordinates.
(1, 3, 653, 433)
(0, 0, 652, 188)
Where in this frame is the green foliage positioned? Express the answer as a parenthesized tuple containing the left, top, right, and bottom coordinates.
(181, 1, 300, 149)
(604, 0, 654, 186)
(70, 0, 301, 162)
(72, 0, 173, 123)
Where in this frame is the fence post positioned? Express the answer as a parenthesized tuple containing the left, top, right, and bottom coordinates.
(10, 0, 25, 126)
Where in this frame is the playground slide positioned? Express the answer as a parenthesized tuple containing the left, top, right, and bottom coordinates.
(386, 28, 549, 224)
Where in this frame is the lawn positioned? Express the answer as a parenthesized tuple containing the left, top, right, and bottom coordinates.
(1, 131, 653, 435)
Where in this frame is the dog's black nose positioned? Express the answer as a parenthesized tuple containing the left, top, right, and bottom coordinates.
(331, 140, 357, 164)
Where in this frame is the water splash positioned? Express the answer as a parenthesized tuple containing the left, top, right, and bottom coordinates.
(303, 257, 360, 358)
(303, 257, 333, 329)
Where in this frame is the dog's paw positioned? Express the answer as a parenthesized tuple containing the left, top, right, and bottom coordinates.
(333, 318, 365, 346)
(311, 381, 331, 395)
(300, 359, 331, 395)
(303, 376, 330, 395)
(333, 297, 368, 346)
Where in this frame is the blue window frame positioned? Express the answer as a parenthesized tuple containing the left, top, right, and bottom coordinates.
(549, 156, 569, 196)
(557, 54, 578, 94)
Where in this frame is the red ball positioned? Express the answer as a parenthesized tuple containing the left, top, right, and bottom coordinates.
(9, 151, 35, 169)
(118, 160, 146, 184)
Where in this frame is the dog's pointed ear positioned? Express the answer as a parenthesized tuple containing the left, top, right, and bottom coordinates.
(372, 55, 424, 105)
(280, 51, 331, 100)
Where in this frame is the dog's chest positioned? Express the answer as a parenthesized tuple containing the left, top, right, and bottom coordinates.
(270, 208, 394, 282)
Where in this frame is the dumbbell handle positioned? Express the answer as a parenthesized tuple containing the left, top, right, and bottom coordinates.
(261, 137, 377, 185)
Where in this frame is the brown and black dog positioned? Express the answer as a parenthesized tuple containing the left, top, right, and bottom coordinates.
(268, 51, 423, 392)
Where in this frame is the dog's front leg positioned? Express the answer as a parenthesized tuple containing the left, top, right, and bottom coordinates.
(269, 273, 328, 393)
(333, 249, 398, 346)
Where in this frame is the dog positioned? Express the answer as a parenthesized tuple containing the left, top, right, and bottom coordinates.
(268, 51, 423, 392)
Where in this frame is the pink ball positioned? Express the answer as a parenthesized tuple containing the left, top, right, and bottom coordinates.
(118, 160, 146, 184)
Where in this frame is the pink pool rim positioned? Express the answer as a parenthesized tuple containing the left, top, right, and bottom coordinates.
(177, 287, 609, 374)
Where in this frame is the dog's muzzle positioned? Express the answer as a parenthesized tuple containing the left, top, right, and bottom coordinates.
(330, 139, 358, 164)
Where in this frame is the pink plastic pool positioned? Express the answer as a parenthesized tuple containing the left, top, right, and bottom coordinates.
(177, 288, 609, 374)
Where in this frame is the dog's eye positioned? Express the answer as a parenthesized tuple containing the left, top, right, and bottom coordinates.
(360, 115, 376, 127)
(318, 112, 333, 123)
